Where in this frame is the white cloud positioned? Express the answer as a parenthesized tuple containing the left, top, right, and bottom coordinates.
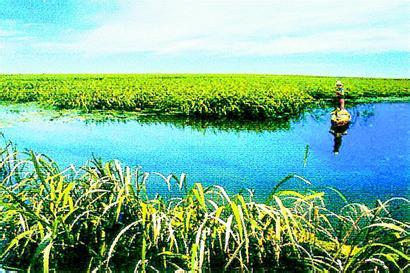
(0, 30, 15, 37)
(34, 0, 410, 56)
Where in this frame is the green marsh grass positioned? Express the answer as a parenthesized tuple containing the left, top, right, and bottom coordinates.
(0, 143, 409, 272)
(1, 74, 408, 119)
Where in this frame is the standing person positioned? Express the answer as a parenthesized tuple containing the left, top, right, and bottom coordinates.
(335, 80, 345, 109)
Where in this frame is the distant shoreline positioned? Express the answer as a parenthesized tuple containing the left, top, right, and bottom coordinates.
(1, 73, 409, 80)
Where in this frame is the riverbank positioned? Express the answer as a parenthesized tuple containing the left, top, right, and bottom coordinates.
(0, 144, 408, 272)
(1, 74, 408, 119)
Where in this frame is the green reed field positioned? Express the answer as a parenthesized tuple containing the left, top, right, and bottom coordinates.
(0, 143, 409, 272)
(1, 75, 409, 271)
(1, 74, 409, 119)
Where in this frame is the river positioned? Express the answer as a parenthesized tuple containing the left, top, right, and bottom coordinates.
(0, 102, 409, 206)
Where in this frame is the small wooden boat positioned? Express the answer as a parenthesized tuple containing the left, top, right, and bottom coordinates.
(331, 108, 351, 126)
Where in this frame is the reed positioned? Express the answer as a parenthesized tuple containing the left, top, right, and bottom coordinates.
(0, 143, 409, 272)
(1, 74, 408, 120)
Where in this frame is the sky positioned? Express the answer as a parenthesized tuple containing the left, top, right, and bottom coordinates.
(0, 0, 409, 77)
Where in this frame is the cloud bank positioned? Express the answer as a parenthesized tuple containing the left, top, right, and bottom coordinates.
(1, 0, 408, 75)
(32, 0, 408, 56)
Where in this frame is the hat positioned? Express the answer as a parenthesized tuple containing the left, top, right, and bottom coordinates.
(336, 80, 343, 86)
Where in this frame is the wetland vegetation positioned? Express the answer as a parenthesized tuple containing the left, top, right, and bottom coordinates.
(0, 74, 409, 271)
(1, 74, 408, 119)
(0, 144, 408, 272)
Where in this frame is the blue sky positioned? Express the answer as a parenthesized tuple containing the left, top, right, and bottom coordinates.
(1, 0, 409, 77)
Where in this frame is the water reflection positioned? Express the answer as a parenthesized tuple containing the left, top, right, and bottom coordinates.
(326, 104, 377, 154)
(0, 102, 300, 133)
(329, 123, 349, 154)
(132, 115, 294, 133)
(0, 102, 380, 134)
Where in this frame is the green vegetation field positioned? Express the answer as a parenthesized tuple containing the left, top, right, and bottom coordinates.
(1, 75, 409, 271)
(0, 144, 409, 272)
(1, 74, 408, 119)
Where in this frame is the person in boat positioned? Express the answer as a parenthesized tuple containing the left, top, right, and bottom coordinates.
(335, 80, 345, 110)
(331, 80, 351, 126)
(329, 80, 350, 154)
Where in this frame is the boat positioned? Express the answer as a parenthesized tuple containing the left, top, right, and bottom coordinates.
(331, 108, 351, 126)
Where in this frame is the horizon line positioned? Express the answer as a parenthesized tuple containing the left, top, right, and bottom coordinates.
(1, 73, 409, 80)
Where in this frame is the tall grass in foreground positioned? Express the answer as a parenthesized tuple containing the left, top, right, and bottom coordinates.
(0, 143, 409, 272)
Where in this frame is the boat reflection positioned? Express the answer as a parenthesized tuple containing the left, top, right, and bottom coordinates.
(329, 123, 349, 154)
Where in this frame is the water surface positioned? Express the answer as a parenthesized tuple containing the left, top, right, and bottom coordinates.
(1, 103, 409, 205)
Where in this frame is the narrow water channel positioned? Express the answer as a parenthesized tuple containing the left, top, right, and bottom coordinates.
(1, 103, 409, 205)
